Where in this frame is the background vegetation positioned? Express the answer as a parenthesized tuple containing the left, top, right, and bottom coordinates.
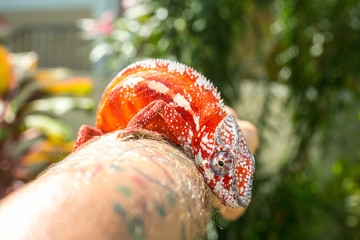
(0, 49, 93, 198)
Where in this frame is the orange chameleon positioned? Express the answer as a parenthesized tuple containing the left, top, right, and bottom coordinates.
(73, 59, 255, 208)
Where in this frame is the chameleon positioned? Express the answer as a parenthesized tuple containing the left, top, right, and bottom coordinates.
(73, 59, 255, 208)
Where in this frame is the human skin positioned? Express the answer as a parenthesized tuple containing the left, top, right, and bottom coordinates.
(0, 116, 258, 239)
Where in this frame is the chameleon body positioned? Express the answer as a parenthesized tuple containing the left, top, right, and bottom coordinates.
(73, 59, 255, 208)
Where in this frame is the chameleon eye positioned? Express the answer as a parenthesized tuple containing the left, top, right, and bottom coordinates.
(210, 151, 233, 176)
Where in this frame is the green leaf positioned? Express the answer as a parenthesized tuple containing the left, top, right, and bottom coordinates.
(23, 114, 72, 142)
(24, 97, 94, 115)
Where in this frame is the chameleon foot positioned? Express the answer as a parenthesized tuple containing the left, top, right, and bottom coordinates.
(73, 125, 104, 152)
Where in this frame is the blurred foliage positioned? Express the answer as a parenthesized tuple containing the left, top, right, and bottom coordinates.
(0, 47, 94, 198)
(81, 0, 360, 239)
(79, 0, 255, 103)
(218, 0, 360, 239)
(267, 0, 360, 167)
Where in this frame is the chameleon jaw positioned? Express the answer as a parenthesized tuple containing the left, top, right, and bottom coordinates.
(195, 153, 250, 208)
(233, 173, 252, 208)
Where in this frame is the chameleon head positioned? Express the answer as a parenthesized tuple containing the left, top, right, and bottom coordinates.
(197, 114, 255, 208)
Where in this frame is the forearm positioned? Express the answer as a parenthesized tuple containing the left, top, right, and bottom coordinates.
(0, 133, 210, 240)
(0, 112, 258, 239)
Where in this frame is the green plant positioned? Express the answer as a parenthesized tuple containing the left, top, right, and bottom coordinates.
(0, 49, 94, 198)
(79, 0, 256, 103)
(218, 0, 360, 239)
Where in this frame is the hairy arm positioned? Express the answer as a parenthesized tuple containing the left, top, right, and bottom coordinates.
(0, 115, 258, 240)
(0, 133, 210, 240)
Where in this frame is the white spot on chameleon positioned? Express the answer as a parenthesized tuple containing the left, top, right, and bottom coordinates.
(122, 76, 144, 88)
(188, 129, 194, 138)
(173, 93, 192, 111)
(148, 80, 169, 94)
(201, 125, 206, 132)
(193, 115, 200, 131)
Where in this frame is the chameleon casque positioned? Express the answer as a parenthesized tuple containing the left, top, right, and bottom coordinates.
(73, 59, 255, 208)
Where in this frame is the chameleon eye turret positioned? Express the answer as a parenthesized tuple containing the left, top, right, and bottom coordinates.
(73, 59, 255, 208)
(210, 151, 233, 176)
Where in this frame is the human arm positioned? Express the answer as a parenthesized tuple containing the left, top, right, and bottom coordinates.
(0, 133, 210, 240)
(0, 111, 258, 239)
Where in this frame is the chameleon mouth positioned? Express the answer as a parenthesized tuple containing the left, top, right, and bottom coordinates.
(233, 155, 255, 208)
(232, 180, 251, 208)
(235, 180, 253, 208)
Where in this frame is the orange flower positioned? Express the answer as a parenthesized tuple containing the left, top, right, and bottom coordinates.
(33, 69, 92, 96)
(0, 45, 16, 97)
(44, 77, 93, 96)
